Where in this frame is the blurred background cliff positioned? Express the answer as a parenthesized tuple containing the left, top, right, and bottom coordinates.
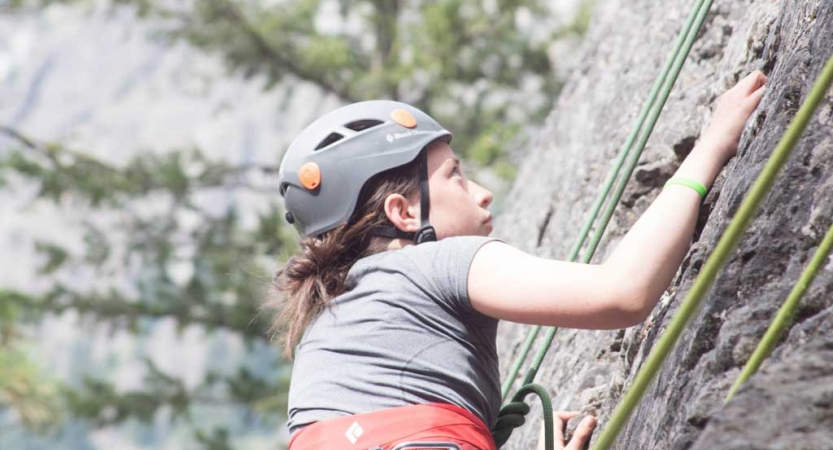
(0, 1, 592, 448)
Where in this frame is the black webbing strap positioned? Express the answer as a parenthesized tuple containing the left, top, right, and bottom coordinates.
(414, 152, 436, 244)
(373, 151, 436, 244)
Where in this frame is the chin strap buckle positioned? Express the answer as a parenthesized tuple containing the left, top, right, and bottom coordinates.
(414, 225, 437, 244)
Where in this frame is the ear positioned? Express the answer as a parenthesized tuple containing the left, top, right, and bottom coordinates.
(384, 193, 420, 233)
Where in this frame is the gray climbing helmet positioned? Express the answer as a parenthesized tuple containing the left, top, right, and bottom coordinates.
(277, 100, 452, 242)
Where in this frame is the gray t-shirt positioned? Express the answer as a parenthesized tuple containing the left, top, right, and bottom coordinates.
(287, 236, 500, 435)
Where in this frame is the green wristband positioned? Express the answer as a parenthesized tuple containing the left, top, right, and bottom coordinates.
(664, 177, 708, 199)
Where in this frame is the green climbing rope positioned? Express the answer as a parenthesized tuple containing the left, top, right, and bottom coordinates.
(591, 53, 833, 450)
(501, 0, 715, 402)
(527, 0, 717, 391)
(501, 328, 539, 397)
(492, 384, 554, 449)
(725, 221, 833, 403)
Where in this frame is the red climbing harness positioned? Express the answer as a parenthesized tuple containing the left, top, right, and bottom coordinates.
(288, 403, 498, 450)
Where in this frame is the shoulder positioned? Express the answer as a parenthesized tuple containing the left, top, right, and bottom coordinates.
(397, 236, 500, 278)
(347, 236, 500, 307)
(398, 236, 501, 311)
(402, 235, 499, 259)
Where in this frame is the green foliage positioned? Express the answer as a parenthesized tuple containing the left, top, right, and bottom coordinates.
(0, 346, 61, 430)
(64, 364, 188, 426)
(468, 122, 523, 166)
(60, 359, 287, 447)
(195, 427, 233, 450)
(556, 0, 596, 38)
(82, 222, 110, 267)
(0, 133, 286, 446)
(82, 0, 588, 177)
(7, 0, 597, 176)
(34, 240, 69, 274)
(0, 299, 61, 432)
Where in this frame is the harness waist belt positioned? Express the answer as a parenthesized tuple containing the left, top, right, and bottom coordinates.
(288, 403, 498, 450)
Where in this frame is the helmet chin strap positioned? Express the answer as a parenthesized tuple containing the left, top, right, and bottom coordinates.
(413, 152, 437, 244)
(373, 151, 436, 244)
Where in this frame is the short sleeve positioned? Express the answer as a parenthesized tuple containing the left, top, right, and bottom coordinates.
(403, 236, 500, 313)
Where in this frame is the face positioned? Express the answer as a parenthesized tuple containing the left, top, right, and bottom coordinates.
(421, 140, 494, 239)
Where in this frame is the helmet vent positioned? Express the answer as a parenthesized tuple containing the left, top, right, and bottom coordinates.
(345, 119, 383, 131)
(315, 132, 344, 150)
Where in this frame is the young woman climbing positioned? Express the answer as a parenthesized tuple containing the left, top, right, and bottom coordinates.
(273, 70, 767, 450)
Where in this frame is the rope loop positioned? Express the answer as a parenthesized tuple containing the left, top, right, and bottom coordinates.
(491, 383, 554, 449)
(491, 401, 528, 447)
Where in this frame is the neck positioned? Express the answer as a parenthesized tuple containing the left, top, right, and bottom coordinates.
(370, 236, 413, 252)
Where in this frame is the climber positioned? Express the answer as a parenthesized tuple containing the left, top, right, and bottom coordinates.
(273, 71, 767, 450)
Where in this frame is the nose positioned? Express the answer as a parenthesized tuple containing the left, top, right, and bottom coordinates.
(470, 180, 493, 208)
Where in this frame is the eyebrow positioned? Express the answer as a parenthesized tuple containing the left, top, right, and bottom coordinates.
(444, 157, 461, 172)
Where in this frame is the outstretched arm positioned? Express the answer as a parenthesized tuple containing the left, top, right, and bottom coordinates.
(468, 71, 767, 328)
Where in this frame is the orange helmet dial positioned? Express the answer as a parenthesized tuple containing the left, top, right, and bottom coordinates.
(391, 109, 417, 128)
(299, 162, 321, 190)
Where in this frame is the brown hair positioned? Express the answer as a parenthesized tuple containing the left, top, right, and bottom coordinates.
(271, 158, 421, 358)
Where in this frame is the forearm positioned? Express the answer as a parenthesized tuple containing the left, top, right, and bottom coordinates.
(603, 141, 728, 315)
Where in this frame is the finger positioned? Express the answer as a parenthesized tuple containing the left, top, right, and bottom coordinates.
(746, 83, 766, 104)
(556, 411, 581, 422)
(739, 70, 767, 93)
(566, 416, 597, 450)
(552, 413, 566, 448)
(751, 71, 767, 90)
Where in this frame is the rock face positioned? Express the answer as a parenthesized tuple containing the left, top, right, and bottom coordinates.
(493, 0, 833, 449)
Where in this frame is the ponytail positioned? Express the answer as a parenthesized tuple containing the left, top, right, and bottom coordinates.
(271, 159, 421, 358)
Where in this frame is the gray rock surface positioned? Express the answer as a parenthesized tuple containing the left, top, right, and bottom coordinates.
(691, 337, 833, 450)
(493, 0, 833, 448)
